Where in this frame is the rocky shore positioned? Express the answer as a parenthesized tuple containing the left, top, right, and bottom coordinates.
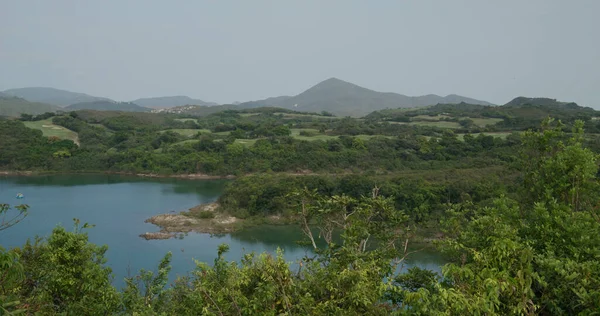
(140, 202, 240, 240)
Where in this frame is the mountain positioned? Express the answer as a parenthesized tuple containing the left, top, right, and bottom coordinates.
(2, 87, 113, 107)
(238, 96, 292, 109)
(131, 96, 218, 109)
(0, 95, 61, 117)
(239, 78, 493, 117)
(65, 101, 150, 112)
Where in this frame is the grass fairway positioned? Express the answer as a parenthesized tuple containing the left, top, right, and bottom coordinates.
(354, 135, 395, 141)
(172, 139, 200, 146)
(468, 117, 503, 126)
(213, 131, 231, 136)
(412, 114, 452, 121)
(409, 121, 462, 129)
(290, 129, 394, 142)
(275, 112, 340, 120)
(234, 139, 258, 147)
(293, 134, 339, 141)
(163, 129, 210, 137)
(290, 128, 320, 136)
(239, 113, 260, 117)
(406, 115, 502, 128)
(174, 118, 199, 123)
(456, 132, 512, 140)
(23, 119, 79, 144)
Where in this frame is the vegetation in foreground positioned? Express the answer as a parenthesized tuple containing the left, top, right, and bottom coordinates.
(1, 118, 599, 314)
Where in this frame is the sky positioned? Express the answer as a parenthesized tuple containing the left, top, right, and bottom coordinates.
(1, 0, 599, 106)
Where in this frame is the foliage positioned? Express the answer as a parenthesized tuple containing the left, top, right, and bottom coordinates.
(14, 220, 120, 314)
(1, 118, 600, 314)
(392, 118, 600, 314)
(0, 204, 29, 232)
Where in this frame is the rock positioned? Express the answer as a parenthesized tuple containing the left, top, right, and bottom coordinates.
(139, 232, 174, 240)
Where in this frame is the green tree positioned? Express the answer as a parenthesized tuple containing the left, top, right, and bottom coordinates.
(0, 203, 28, 315)
(393, 118, 600, 314)
(16, 219, 120, 314)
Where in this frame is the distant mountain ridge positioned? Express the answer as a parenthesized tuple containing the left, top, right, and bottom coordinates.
(65, 101, 150, 112)
(239, 78, 493, 116)
(131, 96, 217, 108)
(3, 80, 494, 116)
(2, 87, 113, 106)
(0, 95, 61, 117)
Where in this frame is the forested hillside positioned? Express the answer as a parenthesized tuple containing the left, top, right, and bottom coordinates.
(2, 100, 600, 314)
(1, 117, 599, 314)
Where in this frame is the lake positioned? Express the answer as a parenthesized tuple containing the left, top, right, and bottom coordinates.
(0, 174, 445, 288)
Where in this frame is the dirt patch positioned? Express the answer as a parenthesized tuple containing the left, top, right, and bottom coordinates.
(142, 203, 240, 239)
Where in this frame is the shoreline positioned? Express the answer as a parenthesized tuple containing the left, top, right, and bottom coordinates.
(0, 170, 236, 180)
(141, 202, 296, 240)
(141, 202, 443, 243)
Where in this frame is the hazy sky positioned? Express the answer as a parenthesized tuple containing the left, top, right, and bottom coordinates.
(1, 1, 599, 106)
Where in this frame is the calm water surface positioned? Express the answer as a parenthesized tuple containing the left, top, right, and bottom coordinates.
(0, 175, 445, 288)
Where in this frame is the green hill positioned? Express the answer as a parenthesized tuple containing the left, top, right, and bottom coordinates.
(240, 78, 493, 117)
(0, 96, 61, 117)
(368, 96, 599, 131)
(65, 101, 150, 112)
(2, 87, 112, 106)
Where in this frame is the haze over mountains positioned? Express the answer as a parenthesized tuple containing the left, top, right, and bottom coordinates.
(64, 101, 150, 112)
(132, 96, 217, 108)
(2, 87, 113, 106)
(3, 78, 496, 117)
(0, 95, 61, 117)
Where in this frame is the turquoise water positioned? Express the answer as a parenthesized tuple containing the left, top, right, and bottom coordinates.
(0, 175, 445, 288)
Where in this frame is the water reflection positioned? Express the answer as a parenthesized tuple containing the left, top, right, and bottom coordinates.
(0, 175, 230, 196)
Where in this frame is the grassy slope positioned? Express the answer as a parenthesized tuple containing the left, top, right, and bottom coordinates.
(162, 129, 211, 136)
(174, 118, 199, 123)
(23, 119, 79, 144)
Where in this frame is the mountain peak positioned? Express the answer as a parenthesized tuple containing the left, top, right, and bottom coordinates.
(313, 77, 357, 87)
(304, 78, 371, 96)
(321, 77, 345, 83)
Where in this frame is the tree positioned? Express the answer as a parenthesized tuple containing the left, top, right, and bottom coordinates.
(16, 219, 120, 314)
(290, 187, 413, 314)
(0, 203, 28, 315)
(0, 204, 28, 232)
(393, 118, 600, 314)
